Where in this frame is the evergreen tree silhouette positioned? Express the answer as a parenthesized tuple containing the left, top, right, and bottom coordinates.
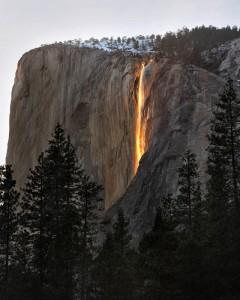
(177, 150, 203, 230)
(138, 208, 178, 300)
(19, 124, 103, 300)
(94, 209, 136, 300)
(206, 78, 240, 298)
(0, 165, 19, 299)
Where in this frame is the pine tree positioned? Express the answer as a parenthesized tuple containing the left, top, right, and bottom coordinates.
(18, 124, 103, 300)
(175, 152, 206, 300)
(9, 230, 34, 300)
(208, 77, 240, 210)
(0, 165, 19, 299)
(19, 124, 103, 300)
(138, 208, 178, 300)
(176, 231, 206, 300)
(112, 209, 137, 300)
(19, 152, 51, 299)
(206, 78, 240, 298)
(43, 126, 84, 300)
(177, 150, 203, 230)
(94, 209, 136, 300)
(78, 173, 103, 300)
(93, 232, 117, 299)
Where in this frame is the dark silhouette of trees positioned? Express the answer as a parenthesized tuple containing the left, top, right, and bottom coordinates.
(205, 78, 240, 299)
(78, 173, 103, 300)
(2, 77, 240, 299)
(137, 208, 178, 300)
(154, 26, 240, 66)
(13, 124, 103, 300)
(94, 209, 136, 300)
(0, 165, 19, 299)
(177, 151, 203, 230)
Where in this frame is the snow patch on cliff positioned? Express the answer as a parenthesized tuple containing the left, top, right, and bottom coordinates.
(43, 36, 157, 55)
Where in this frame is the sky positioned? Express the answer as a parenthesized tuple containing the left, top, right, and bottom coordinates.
(0, 0, 240, 164)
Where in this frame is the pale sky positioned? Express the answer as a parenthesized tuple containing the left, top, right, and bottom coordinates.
(0, 0, 240, 164)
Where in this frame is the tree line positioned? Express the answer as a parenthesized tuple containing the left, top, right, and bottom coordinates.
(154, 25, 240, 66)
(0, 125, 103, 299)
(50, 25, 240, 67)
(1, 77, 240, 299)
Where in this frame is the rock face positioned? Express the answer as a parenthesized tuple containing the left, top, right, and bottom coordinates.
(7, 45, 142, 208)
(7, 40, 240, 237)
(218, 38, 240, 80)
(202, 38, 240, 81)
(109, 63, 223, 239)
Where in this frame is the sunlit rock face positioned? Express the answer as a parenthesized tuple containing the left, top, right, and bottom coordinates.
(7, 45, 143, 208)
(7, 40, 239, 237)
(109, 62, 223, 239)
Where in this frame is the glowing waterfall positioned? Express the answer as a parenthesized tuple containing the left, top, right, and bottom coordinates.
(134, 63, 146, 173)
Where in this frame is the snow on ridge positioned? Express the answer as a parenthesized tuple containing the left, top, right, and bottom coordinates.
(42, 36, 158, 55)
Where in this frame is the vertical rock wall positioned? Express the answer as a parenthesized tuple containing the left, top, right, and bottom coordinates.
(109, 62, 224, 238)
(8, 42, 236, 236)
(7, 45, 142, 208)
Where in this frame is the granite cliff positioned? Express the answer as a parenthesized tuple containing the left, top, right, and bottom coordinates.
(7, 38, 240, 237)
(7, 45, 141, 208)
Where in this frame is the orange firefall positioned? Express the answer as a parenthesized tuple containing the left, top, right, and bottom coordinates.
(134, 63, 146, 173)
